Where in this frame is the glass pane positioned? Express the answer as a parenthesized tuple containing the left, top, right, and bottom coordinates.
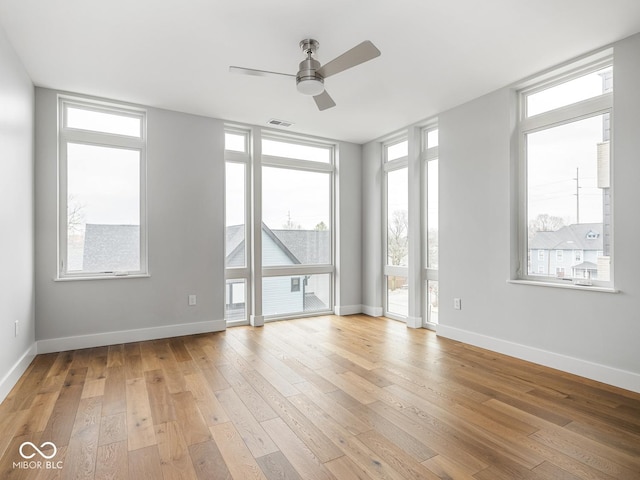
(387, 167, 408, 267)
(527, 114, 610, 281)
(225, 132, 246, 153)
(67, 143, 140, 273)
(262, 138, 331, 163)
(386, 140, 408, 162)
(225, 279, 247, 321)
(66, 106, 141, 137)
(387, 275, 408, 317)
(262, 167, 330, 266)
(226, 162, 246, 268)
(263, 274, 331, 317)
(427, 280, 439, 324)
(427, 159, 439, 269)
(526, 66, 612, 117)
(427, 129, 439, 149)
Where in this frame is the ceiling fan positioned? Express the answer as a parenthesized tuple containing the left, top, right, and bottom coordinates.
(229, 39, 381, 111)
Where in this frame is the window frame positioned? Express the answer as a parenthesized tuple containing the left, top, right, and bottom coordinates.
(383, 136, 409, 321)
(57, 96, 148, 280)
(517, 54, 614, 289)
(260, 132, 336, 321)
(422, 125, 439, 328)
(224, 127, 252, 325)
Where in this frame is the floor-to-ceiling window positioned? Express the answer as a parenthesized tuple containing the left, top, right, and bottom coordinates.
(225, 129, 335, 324)
(383, 138, 409, 319)
(423, 126, 439, 327)
(261, 136, 334, 319)
(224, 128, 251, 324)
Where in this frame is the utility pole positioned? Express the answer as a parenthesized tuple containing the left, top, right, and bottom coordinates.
(576, 167, 580, 225)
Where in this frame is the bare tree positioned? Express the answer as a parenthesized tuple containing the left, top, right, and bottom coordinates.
(67, 195, 86, 235)
(528, 213, 565, 240)
(314, 221, 328, 231)
(388, 210, 408, 266)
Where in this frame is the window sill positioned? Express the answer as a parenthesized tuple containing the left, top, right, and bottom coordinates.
(507, 279, 618, 293)
(55, 273, 150, 282)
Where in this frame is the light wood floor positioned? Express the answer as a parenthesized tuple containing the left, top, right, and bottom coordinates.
(1, 315, 639, 479)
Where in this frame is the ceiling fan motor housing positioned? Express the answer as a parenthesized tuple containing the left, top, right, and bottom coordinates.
(296, 39, 324, 96)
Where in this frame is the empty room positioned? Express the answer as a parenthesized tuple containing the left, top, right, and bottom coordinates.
(1, 1, 640, 478)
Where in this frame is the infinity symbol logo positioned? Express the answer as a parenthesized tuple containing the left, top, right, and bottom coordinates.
(19, 442, 58, 460)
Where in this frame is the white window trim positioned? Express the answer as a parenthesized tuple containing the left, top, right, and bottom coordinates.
(421, 124, 439, 328)
(259, 131, 336, 321)
(57, 95, 147, 280)
(517, 55, 614, 289)
(225, 127, 252, 324)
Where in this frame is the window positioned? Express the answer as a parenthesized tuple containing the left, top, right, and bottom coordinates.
(538, 250, 545, 261)
(261, 136, 334, 319)
(423, 126, 439, 327)
(384, 138, 408, 319)
(519, 55, 613, 287)
(574, 250, 583, 262)
(58, 97, 146, 278)
(225, 128, 251, 324)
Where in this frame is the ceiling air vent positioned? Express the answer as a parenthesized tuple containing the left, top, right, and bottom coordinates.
(267, 118, 294, 127)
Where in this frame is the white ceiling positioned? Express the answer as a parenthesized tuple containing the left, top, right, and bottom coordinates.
(1, 0, 640, 144)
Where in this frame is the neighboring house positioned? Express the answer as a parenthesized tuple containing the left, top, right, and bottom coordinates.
(529, 223, 607, 280)
(226, 223, 331, 318)
(79, 224, 140, 273)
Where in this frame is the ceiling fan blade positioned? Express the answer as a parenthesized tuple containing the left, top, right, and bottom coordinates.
(313, 90, 336, 111)
(229, 66, 295, 78)
(316, 40, 381, 78)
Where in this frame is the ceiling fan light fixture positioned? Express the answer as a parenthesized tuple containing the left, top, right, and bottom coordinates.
(296, 77, 324, 96)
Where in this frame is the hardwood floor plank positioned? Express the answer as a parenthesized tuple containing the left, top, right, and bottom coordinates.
(183, 372, 230, 426)
(40, 368, 87, 448)
(98, 412, 127, 446)
(61, 396, 102, 480)
(155, 421, 198, 480)
(125, 377, 156, 451)
(170, 391, 212, 446)
(215, 387, 278, 458)
(143, 369, 176, 425)
(128, 445, 163, 480)
(210, 422, 268, 480)
(324, 455, 375, 480)
(255, 451, 302, 480)
(95, 440, 128, 480)
(102, 366, 126, 416)
(261, 417, 336, 480)
(188, 439, 232, 480)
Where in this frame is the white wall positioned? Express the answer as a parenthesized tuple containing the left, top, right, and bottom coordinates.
(335, 141, 363, 314)
(0, 27, 35, 401)
(438, 33, 640, 392)
(35, 88, 226, 351)
(361, 141, 383, 316)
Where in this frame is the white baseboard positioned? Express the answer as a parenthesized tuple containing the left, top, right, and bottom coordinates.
(0, 343, 37, 404)
(334, 305, 362, 316)
(407, 316, 423, 328)
(437, 324, 640, 394)
(250, 315, 264, 327)
(37, 319, 226, 354)
(362, 305, 383, 317)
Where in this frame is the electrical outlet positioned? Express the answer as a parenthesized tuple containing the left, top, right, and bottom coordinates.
(14, 320, 19, 337)
(188, 295, 197, 306)
(453, 298, 462, 310)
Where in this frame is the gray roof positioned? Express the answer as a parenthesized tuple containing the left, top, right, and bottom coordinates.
(83, 224, 140, 272)
(530, 223, 603, 251)
(573, 261, 598, 270)
(226, 223, 330, 265)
